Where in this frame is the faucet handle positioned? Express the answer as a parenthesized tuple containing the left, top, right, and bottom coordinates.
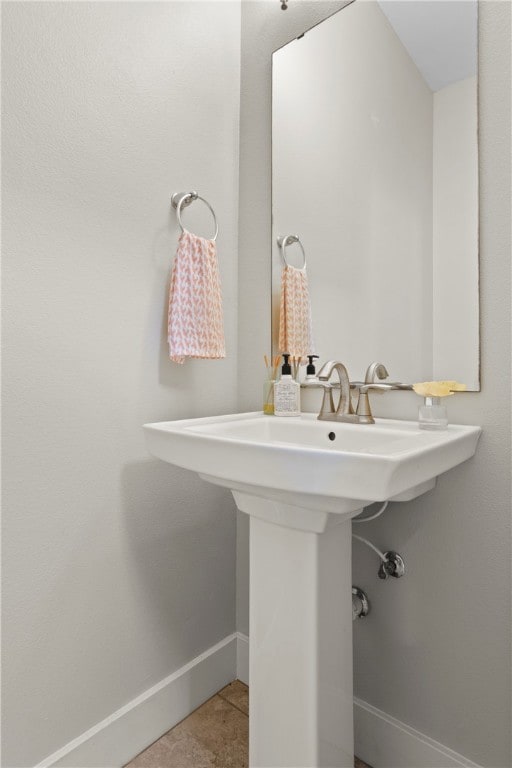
(355, 382, 413, 424)
(319, 384, 336, 416)
(364, 362, 389, 384)
(358, 382, 412, 393)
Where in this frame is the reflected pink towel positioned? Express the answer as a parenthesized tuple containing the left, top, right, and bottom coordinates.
(278, 264, 315, 358)
(168, 230, 226, 364)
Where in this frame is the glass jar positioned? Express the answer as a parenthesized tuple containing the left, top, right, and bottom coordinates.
(418, 396, 448, 430)
(263, 378, 276, 415)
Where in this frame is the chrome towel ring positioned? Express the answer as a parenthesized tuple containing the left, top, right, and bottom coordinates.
(171, 191, 219, 241)
(277, 234, 307, 269)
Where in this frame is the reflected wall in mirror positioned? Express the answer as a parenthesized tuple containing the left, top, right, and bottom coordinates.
(272, 0, 479, 390)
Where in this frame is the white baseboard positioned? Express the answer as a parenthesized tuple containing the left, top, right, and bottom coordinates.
(235, 633, 480, 768)
(354, 698, 482, 768)
(35, 634, 237, 768)
(35, 630, 481, 768)
(236, 631, 249, 685)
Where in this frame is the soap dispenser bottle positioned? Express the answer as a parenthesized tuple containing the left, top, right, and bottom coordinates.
(274, 354, 300, 416)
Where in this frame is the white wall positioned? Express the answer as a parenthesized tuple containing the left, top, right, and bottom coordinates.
(238, 2, 511, 767)
(433, 76, 479, 389)
(2, 3, 240, 766)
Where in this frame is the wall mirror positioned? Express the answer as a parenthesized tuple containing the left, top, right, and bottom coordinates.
(272, 0, 479, 390)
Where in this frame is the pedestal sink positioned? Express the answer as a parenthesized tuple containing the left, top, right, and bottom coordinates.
(144, 412, 480, 768)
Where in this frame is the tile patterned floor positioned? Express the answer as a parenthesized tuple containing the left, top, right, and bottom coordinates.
(125, 680, 371, 768)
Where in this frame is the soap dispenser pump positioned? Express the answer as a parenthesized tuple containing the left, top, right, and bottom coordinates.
(282, 353, 292, 376)
(306, 355, 319, 379)
(274, 354, 300, 416)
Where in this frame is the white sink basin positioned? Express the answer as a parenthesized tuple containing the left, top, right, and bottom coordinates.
(144, 412, 481, 521)
(144, 411, 480, 768)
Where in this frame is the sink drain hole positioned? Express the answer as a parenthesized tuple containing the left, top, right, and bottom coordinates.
(328, 432, 336, 441)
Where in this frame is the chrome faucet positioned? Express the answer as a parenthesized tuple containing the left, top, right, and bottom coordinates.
(317, 361, 359, 422)
(314, 359, 412, 424)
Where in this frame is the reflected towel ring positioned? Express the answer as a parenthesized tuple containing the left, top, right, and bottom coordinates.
(171, 191, 219, 241)
(278, 234, 307, 269)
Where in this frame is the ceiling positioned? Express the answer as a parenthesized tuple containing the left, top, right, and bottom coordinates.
(377, 0, 477, 92)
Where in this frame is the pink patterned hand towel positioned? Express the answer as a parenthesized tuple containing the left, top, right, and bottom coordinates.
(278, 264, 315, 359)
(168, 230, 226, 364)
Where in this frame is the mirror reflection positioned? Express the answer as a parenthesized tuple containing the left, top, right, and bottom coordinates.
(272, 0, 479, 390)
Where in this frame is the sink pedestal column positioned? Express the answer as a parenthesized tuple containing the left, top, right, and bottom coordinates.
(234, 493, 360, 768)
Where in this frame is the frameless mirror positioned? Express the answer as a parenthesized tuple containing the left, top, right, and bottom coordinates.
(272, 0, 479, 389)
